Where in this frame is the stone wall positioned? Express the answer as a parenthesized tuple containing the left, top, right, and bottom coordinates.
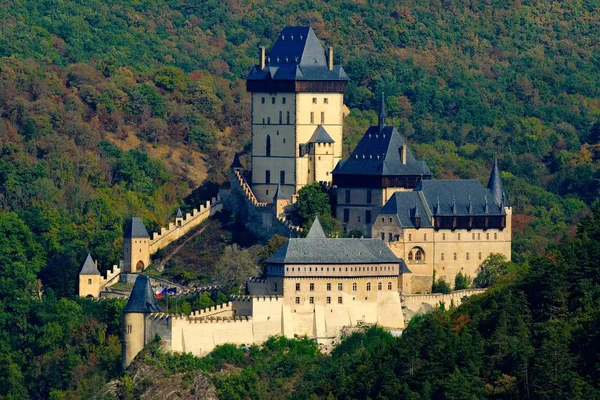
(401, 289, 486, 321)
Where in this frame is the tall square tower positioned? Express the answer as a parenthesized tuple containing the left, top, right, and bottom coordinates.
(246, 27, 348, 203)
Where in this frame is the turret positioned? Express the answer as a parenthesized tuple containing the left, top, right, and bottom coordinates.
(123, 217, 150, 273)
(272, 183, 290, 218)
(175, 207, 183, 227)
(122, 275, 162, 369)
(79, 253, 101, 298)
(487, 159, 507, 208)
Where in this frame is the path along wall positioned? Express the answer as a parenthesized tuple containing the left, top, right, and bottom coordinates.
(148, 195, 223, 255)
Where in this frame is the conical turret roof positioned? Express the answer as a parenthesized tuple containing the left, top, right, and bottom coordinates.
(487, 159, 506, 207)
(176, 207, 183, 218)
(80, 253, 100, 275)
(123, 275, 162, 313)
(124, 217, 150, 239)
(306, 216, 326, 238)
(273, 183, 287, 201)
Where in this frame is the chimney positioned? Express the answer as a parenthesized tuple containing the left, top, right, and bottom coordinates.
(328, 47, 333, 71)
(259, 46, 266, 70)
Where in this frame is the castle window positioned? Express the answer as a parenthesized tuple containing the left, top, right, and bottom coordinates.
(88, 279, 92, 285)
(424, 233, 427, 241)
(415, 249, 424, 261)
(295, 283, 300, 291)
(310, 112, 314, 124)
(309, 297, 314, 304)
(381, 233, 385, 240)
(366, 282, 371, 291)
(279, 111, 282, 124)
(454, 253, 457, 260)
(377, 282, 382, 290)
(408, 234, 412, 241)
(344, 209, 349, 223)
(478, 252, 482, 260)
(283, 138, 286, 144)
(287, 111, 290, 124)
(366, 210, 371, 224)
(408, 251, 413, 261)
(466, 252, 470, 260)
(295, 297, 300, 304)
(338, 297, 343, 304)
(273, 283, 277, 291)
(389, 217, 392, 223)
(478, 233, 481, 240)
(261, 97, 265, 104)
(441, 253, 445, 261)
(312, 97, 317, 104)
(324, 98, 328, 104)
(326, 296, 331, 304)
(282, 97, 286, 104)
(381, 217, 384, 223)
(388, 282, 392, 290)
(352, 282, 357, 291)
(494, 233, 498, 240)
(358, 216, 361, 223)
(266, 135, 271, 157)
(486, 233, 490, 240)
(327, 283, 331, 291)
(388, 233, 393, 242)
(345, 190, 351, 203)
(442, 233, 446, 240)
(272, 97, 275, 104)
(265, 170, 271, 184)
(321, 112, 325, 124)
(472, 233, 476, 240)
(366, 190, 372, 204)
(338, 283, 343, 290)
(310, 283, 314, 291)
(458, 233, 461, 240)
(280, 170, 285, 184)
(267, 117, 271, 124)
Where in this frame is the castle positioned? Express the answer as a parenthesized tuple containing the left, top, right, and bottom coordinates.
(76, 26, 511, 367)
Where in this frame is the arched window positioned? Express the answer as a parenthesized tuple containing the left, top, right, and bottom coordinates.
(266, 135, 271, 157)
(408, 251, 413, 261)
(352, 282, 357, 291)
(366, 282, 371, 291)
(409, 247, 425, 262)
(415, 250, 423, 260)
(377, 282, 382, 290)
(388, 282, 392, 290)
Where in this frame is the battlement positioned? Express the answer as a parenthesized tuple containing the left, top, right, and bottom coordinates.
(148, 194, 223, 255)
(100, 264, 121, 289)
(277, 216, 303, 233)
(233, 169, 269, 208)
(231, 294, 282, 302)
(247, 277, 266, 284)
(189, 301, 233, 318)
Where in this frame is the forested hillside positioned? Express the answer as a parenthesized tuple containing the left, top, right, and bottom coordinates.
(0, 1, 599, 397)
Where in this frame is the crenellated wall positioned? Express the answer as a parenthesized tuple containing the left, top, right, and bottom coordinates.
(148, 195, 223, 255)
(401, 289, 486, 321)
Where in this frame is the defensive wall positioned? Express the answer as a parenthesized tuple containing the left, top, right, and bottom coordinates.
(224, 169, 302, 240)
(401, 289, 487, 321)
(148, 195, 223, 255)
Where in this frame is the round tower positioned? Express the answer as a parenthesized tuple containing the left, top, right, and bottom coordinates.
(122, 275, 162, 369)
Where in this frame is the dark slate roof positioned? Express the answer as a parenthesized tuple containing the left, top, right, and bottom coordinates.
(379, 192, 433, 228)
(308, 125, 335, 143)
(416, 180, 505, 216)
(124, 217, 150, 239)
(306, 217, 327, 238)
(80, 253, 100, 275)
(176, 208, 183, 218)
(230, 152, 243, 170)
(333, 126, 431, 177)
(487, 159, 507, 207)
(266, 237, 400, 264)
(123, 275, 162, 313)
(400, 259, 412, 274)
(273, 183, 287, 201)
(247, 27, 348, 82)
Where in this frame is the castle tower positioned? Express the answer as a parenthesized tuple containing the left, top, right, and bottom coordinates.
(175, 207, 183, 227)
(78, 253, 101, 298)
(123, 217, 150, 273)
(122, 275, 162, 368)
(247, 26, 349, 203)
(273, 183, 290, 219)
(487, 159, 512, 260)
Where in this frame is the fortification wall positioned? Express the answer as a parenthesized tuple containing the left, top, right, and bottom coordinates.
(148, 195, 223, 255)
(100, 264, 121, 289)
(189, 302, 234, 318)
(401, 289, 486, 321)
(225, 170, 302, 240)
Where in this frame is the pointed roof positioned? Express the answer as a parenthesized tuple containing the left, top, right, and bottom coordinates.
(306, 216, 327, 238)
(487, 159, 506, 207)
(333, 125, 431, 177)
(123, 275, 162, 313)
(247, 27, 348, 83)
(80, 253, 100, 275)
(124, 217, 150, 239)
(379, 192, 433, 228)
(273, 183, 287, 201)
(230, 152, 244, 170)
(308, 125, 335, 144)
(176, 207, 183, 218)
(379, 92, 386, 131)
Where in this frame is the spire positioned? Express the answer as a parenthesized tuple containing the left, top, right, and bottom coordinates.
(230, 152, 244, 170)
(306, 216, 327, 238)
(176, 207, 183, 218)
(379, 92, 386, 131)
(80, 253, 100, 275)
(487, 158, 505, 207)
(123, 275, 162, 313)
(273, 183, 287, 201)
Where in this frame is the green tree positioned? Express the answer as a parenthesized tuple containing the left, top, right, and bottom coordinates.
(454, 272, 471, 290)
(294, 183, 332, 227)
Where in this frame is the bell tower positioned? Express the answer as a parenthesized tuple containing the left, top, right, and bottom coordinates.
(247, 26, 348, 203)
